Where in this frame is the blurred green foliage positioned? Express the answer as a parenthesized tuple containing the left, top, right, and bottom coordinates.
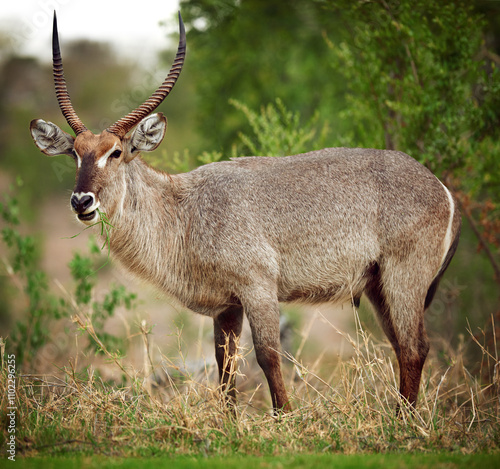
(69, 239, 137, 357)
(0, 180, 64, 366)
(0, 43, 134, 211)
(179, 0, 345, 154)
(1, 183, 136, 370)
(325, 0, 500, 201)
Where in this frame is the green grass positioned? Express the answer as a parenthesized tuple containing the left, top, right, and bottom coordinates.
(7, 453, 500, 468)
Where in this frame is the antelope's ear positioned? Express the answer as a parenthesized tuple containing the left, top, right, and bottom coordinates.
(30, 119, 75, 156)
(126, 113, 167, 161)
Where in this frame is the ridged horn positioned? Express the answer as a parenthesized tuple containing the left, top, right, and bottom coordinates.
(52, 11, 88, 135)
(106, 11, 186, 137)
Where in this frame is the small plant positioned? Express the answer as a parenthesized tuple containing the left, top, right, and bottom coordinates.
(65, 209, 137, 356)
(66, 207, 114, 272)
(230, 98, 329, 157)
(1, 183, 136, 370)
(95, 208, 114, 256)
(68, 236, 137, 356)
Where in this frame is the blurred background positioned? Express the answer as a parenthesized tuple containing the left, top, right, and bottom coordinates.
(0, 0, 499, 385)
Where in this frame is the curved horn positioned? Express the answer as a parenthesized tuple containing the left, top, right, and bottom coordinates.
(52, 12, 87, 135)
(106, 11, 186, 137)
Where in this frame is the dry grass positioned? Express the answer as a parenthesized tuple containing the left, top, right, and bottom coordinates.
(1, 307, 499, 458)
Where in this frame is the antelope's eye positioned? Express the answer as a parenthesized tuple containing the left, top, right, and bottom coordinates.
(111, 149, 122, 158)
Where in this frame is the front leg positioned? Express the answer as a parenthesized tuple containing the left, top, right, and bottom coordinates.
(213, 305, 244, 405)
(243, 294, 291, 413)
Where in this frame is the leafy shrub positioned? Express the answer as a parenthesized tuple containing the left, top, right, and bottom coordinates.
(0, 183, 136, 371)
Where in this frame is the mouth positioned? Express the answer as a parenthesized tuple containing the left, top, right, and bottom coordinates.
(73, 199, 101, 225)
(77, 210, 97, 222)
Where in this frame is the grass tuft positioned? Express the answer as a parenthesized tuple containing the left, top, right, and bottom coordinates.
(1, 307, 499, 459)
(64, 209, 114, 273)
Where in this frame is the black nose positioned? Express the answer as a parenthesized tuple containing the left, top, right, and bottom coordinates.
(71, 194, 94, 213)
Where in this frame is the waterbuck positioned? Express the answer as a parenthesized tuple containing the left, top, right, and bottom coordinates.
(30, 12, 460, 413)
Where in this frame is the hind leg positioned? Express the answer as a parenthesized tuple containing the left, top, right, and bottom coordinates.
(398, 319, 430, 407)
(365, 266, 430, 408)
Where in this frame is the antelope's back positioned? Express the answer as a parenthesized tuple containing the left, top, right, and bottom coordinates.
(187, 147, 448, 237)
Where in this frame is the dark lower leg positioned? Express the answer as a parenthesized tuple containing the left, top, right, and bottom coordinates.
(365, 275, 429, 413)
(246, 304, 291, 413)
(254, 343, 291, 412)
(214, 305, 244, 404)
(397, 327, 429, 409)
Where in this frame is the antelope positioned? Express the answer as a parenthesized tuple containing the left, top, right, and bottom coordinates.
(30, 12, 461, 413)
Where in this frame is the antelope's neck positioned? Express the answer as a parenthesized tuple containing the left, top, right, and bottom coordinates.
(104, 158, 184, 288)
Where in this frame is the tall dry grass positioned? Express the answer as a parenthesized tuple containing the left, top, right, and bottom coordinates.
(1, 306, 499, 458)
